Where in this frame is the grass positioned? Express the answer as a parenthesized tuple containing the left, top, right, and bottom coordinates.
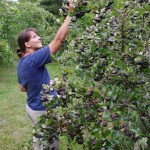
(0, 63, 31, 150)
(0, 60, 64, 150)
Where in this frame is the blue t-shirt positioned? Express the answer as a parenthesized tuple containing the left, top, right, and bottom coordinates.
(17, 46, 56, 111)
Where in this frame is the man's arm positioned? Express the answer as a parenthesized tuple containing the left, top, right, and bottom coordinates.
(49, 0, 74, 54)
(19, 84, 26, 92)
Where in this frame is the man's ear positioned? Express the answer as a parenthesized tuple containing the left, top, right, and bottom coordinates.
(25, 42, 31, 48)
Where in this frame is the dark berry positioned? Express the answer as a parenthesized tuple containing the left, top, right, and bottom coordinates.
(101, 120, 107, 127)
(144, 13, 149, 18)
(111, 113, 118, 119)
(82, 1, 88, 6)
(86, 9, 91, 13)
(114, 126, 120, 130)
(139, 0, 144, 3)
(75, 12, 84, 18)
(65, 0, 69, 6)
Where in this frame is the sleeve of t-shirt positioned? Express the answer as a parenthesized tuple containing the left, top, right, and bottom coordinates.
(29, 46, 52, 67)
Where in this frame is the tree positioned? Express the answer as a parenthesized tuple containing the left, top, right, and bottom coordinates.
(18, 0, 39, 3)
(0, 0, 58, 64)
(34, 0, 150, 149)
(39, 0, 63, 16)
(0, 0, 13, 63)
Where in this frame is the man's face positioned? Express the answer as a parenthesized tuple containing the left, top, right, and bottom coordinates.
(26, 31, 43, 51)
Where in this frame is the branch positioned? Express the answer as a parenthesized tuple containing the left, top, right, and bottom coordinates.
(119, 103, 150, 121)
(145, 113, 150, 120)
(121, 101, 150, 133)
(135, 102, 150, 133)
(148, 39, 150, 64)
(119, 102, 138, 111)
(111, 6, 123, 16)
(47, 130, 60, 140)
(124, 1, 139, 20)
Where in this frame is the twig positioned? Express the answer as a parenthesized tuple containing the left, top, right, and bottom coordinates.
(124, 1, 139, 20)
(119, 103, 138, 111)
(135, 102, 150, 133)
(148, 39, 150, 64)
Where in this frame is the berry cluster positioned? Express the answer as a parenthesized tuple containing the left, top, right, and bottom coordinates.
(59, 0, 90, 22)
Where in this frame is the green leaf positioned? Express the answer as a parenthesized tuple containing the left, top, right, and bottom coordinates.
(139, 137, 148, 149)
(110, 102, 114, 109)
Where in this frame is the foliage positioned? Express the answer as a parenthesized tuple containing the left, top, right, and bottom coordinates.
(18, 0, 40, 2)
(0, 39, 13, 63)
(39, 0, 63, 16)
(0, 0, 58, 63)
(34, 0, 150, 149)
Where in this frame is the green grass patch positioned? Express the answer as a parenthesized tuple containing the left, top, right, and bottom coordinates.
(0, 63, 32, 150)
